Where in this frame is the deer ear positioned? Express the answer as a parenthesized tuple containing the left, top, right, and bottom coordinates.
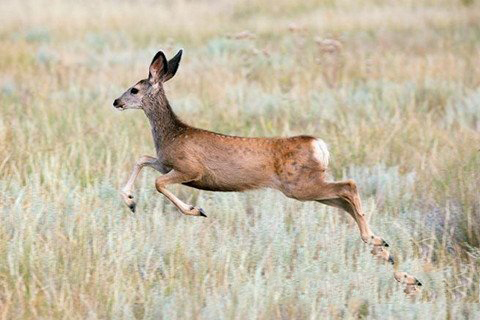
(164, 49, 183, 82)
(148, 51, 168, 83)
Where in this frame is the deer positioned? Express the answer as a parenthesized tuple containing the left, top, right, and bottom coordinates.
(113, 49, 392, 259)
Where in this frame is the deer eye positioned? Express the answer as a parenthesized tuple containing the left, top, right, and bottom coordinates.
(130, 88, 139, 94)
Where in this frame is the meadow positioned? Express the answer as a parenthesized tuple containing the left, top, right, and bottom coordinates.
(0, 0, 479, 318)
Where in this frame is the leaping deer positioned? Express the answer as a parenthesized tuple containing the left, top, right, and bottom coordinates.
(113, 49, 391, 255)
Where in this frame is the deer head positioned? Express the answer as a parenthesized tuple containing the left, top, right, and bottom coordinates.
(113, 49, 183, 110)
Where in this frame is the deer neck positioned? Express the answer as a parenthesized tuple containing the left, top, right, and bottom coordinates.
(142, 91, 186, 153)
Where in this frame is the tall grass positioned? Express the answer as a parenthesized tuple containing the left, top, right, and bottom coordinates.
(1, 0, 479, 318)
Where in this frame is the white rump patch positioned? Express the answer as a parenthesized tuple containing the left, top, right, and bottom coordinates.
(312, 139, 330, 167)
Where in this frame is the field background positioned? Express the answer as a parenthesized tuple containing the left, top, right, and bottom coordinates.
(1, 0, 479, 318)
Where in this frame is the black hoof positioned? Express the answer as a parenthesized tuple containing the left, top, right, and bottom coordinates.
(199, 208, 207, 217)
(388, 255, 395, 265)
(415, 279, 423, 286)
(128, 203, 136, 213)
(382, 240, 390, 247)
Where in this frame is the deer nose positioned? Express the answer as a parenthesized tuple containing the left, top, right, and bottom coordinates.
(113, 99, 120, 107)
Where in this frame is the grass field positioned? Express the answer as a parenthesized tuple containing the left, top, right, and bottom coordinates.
(1, 0, 479, 318)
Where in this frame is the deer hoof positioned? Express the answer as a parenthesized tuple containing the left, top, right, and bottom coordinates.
(365, 235, 389, 247)
(128, 202, 136, 213)
(394, 272, 423, 287)
(187, 206, 207, 217)
(121, 192, 137, 213)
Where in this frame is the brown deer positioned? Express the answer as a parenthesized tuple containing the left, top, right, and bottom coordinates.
(113, 49, 391, 253)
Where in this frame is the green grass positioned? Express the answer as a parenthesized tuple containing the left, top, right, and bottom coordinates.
(1, 0, 479, 318)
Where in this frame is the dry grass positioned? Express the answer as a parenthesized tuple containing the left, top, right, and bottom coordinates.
(1, 0, 479, 318)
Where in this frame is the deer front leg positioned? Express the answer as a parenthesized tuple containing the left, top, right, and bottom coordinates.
(155, 170, 207, 217)
(122, 155, 162, 212)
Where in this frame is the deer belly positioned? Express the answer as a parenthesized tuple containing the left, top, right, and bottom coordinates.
(182, 164, 270, 192)
(181, 181, 241, 192)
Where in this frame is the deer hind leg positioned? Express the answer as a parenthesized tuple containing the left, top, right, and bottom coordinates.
(283, 174, 389, 248)
(154, 170, 206, 217)
(314, 180, 389, 247)
(122, 155, 163, 212)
